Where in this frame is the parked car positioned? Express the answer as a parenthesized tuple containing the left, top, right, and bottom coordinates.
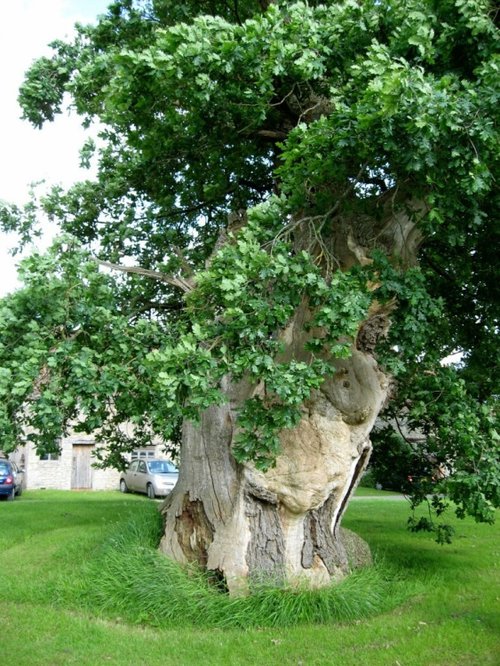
(0, 460, 25, 501)
(119, 458, 178, 499)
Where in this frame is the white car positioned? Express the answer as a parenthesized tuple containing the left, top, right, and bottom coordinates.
(119, 458, 178, 499)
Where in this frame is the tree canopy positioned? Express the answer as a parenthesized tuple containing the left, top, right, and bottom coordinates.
(0, 0, 498, 540)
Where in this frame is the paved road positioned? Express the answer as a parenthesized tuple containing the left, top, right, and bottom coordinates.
(352, 494, 408, 501)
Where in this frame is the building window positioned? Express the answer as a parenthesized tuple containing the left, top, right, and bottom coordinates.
(131, 449, 155, 460)
(39, 451, 60, 461)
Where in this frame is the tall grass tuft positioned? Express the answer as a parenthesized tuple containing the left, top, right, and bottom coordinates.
(62, 503, 416, 629)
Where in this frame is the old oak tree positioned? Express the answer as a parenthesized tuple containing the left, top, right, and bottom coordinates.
(0, 0, 498, 593)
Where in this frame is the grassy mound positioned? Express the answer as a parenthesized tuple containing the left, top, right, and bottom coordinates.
(62, 502, 416, 629)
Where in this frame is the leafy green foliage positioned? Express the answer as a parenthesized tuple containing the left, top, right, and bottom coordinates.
(146, 203, 372, 469)
(0, 238, 179, 465)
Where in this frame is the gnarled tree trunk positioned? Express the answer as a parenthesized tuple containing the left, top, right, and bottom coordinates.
(160, 199, 421, 594)
(160, 348, 389, 594)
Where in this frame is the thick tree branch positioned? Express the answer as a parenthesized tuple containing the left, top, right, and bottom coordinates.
(259, 0, 277, 10)
(98, 260, 194, 293)
(256, 129, 289, 140)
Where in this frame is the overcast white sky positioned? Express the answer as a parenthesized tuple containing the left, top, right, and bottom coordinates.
(0, 0, 111, 296)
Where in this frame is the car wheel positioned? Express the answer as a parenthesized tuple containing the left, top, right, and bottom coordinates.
(119, 479, 128, 493)
(6, 488, 15, 501)
(146, 483, 155, 500)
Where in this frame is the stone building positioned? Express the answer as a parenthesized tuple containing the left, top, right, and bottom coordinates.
(9, 429, 170, 491)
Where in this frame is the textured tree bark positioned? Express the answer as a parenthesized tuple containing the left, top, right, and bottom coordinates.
(159, 346, 389, 594)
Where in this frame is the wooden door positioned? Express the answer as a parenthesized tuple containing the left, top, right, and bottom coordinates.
(71, 445, 93, 489)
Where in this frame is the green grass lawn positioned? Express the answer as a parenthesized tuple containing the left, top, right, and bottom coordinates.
(1, 489, 498, 666)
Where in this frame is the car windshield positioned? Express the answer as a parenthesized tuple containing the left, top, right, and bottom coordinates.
(148, 461, 177, 474)
(0, 462, 10, 473)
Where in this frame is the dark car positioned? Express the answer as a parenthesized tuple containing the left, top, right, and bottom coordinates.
(0, 460, 25, 501)
(119, 458, 178, 499)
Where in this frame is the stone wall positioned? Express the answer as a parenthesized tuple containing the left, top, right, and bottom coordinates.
(10, 434, 171, 492)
